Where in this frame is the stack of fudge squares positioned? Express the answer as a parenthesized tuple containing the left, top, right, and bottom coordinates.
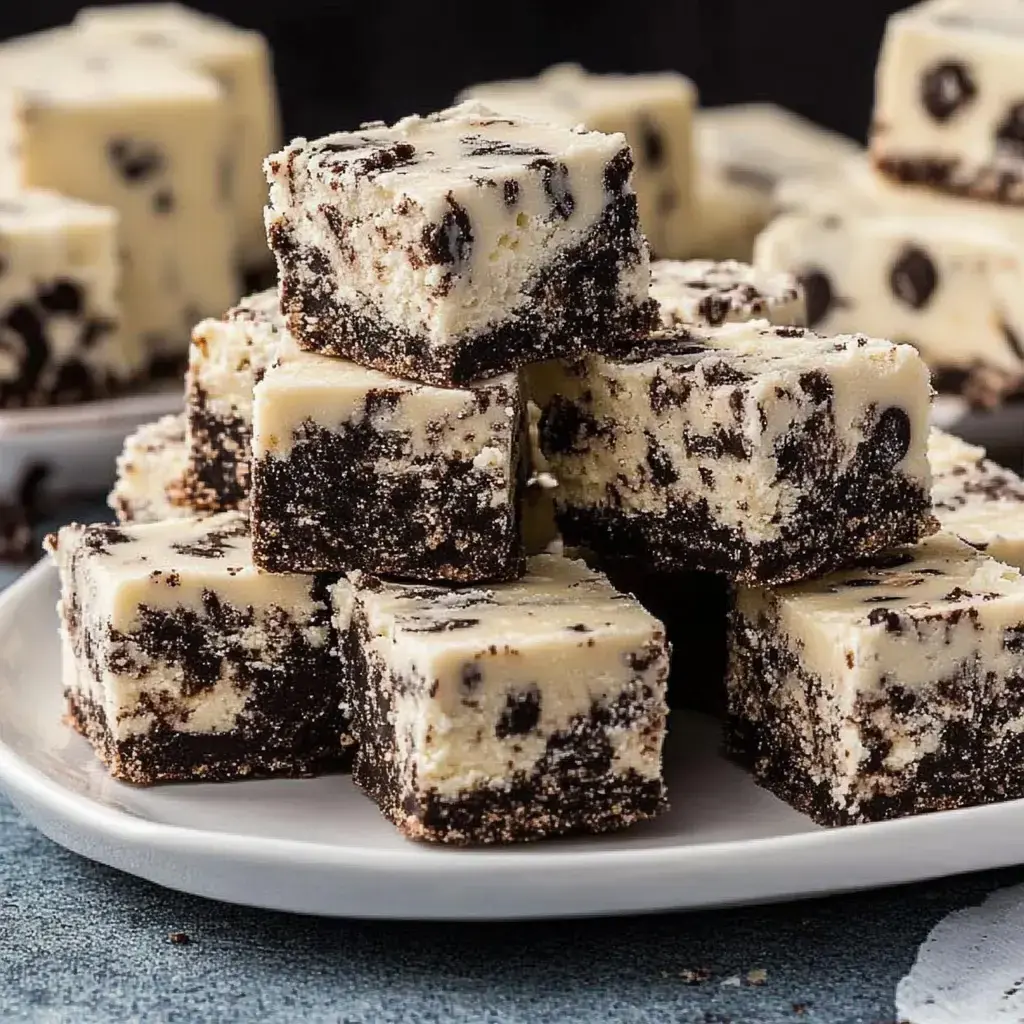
(47, 79, 1024, 843)
(756, 0, 1024, 407)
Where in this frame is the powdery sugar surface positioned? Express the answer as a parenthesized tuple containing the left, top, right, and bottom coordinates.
(897, 883, 1024, 1023)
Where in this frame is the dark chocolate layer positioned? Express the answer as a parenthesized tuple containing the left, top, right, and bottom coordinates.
(251, 395, 528, 582)
(185, 382, 251, 511)
(725, 609, 1024, 826)
(349, 615, 667, 844)
(269, 181, 659, 387)
(67, 693, 352, 785)
(874, 154, 1024, 207)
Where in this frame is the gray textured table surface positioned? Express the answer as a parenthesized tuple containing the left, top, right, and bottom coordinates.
(1, 507, 1020, 1024)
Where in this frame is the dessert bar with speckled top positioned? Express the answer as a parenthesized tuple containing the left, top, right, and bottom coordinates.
(460, 62, 696, 260)
(186, 289, 294, 512)
(251, 348, 527, 580)
(0, 190, 137, 408)
(108, 414, 194, 524)
(727, 533, 1024, 825)
(871, 0, 1024, 205)
(533, 321, 936, 587)
(651, 258, 805, 329)
(930, 429, 1024, 570)
(263, 101, 657, 387)
(334, 554, 669, 843)
(47, 512, 353, 784)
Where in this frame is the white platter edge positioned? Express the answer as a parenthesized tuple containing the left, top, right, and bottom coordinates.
(4, 560, 1024, 921)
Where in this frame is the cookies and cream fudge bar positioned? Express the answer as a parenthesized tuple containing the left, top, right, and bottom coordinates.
(691, 103, 861, 261)
(47, 511, 353, 784)
(726, 533, 1024, 825)
(871, 0, 1024, 205)
(187, 289, 295, 511)
(930, 429, 1024, 570)
(0, 30, 238, 374)
(74, 3, 281, 284)
(251, 348, 526, 580)
(108, 414, 195, 524)
(534, 321, 935, 587)
(0, 189, 139, 407)
(755, 190, 1024, 393)
(651, 259, 805, 329)
(460, 62, 696, 259)
(264, 101, 657, 387)
(337, 554, 669, 844)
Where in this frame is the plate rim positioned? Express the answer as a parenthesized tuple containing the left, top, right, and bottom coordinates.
(0, 386, 182, 438)
(5, 560, 1024, 919)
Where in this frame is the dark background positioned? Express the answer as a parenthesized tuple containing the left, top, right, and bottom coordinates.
(3, 0, 912, 144)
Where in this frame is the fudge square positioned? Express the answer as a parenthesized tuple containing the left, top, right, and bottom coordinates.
(871, 0, 1024, 205)
(726, 532, 1024, 825)
(74, 2, 281, 282)
(534, 321, 936, 587)
(47, 511, 353, 784)
(0, 189, 139, 408)
(0, 30, 238, 374)
(460, 62, 697, 260)
(336, 554, 669, 844)
(187, 289, 295, 511)
(931, 428, 1024, 570)
(108, 414, 195, 524)
(651, 259, 805, 329)
(264, 101, 658, 387)
(251, 348, 527, 581)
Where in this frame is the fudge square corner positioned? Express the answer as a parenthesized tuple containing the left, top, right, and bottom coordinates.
(263, 100, 659, 387)
(335, 555, 670, 844)
(46, 512, 353, 785)
(726, 532, 1024, 825)
(533, 321, 937, 587)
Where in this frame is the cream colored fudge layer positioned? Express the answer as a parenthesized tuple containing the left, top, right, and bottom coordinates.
(930, 428, 1024, 570)
(0, 30, 238, 370)
(0, 188, 139, 406)
(691, 103, 861, 261)
(461, 62, 696, 258)
(651, 258, 805, 328)
(74, 3, 280, 271)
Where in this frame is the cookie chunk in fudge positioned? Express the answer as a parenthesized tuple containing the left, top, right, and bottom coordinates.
(47, 512, 353, 784)
(651, 259, 805, 329)
(264, 101, 657, 387)
(534, 321, 936, 587)
(691, 103, 861, 261)
(251, 348, 526, 580)
(872, 0, 1024, 205)
(187, 289, 295, 511)
(74, 3, 281, 282)
(0, 30, 239, 374)
(930, 429, 1024, 570)
(460, 62, 696, 259)
(337, 554, 669, 844)
(727, 532, 1024, 825)
(0, 189, 139, 408)
(755, 195, 1024, 391)
(108, 414, 195, 524)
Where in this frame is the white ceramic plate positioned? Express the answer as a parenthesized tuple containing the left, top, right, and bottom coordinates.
(0, 387, 182, 503)
(4, 561, 1024, 921)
